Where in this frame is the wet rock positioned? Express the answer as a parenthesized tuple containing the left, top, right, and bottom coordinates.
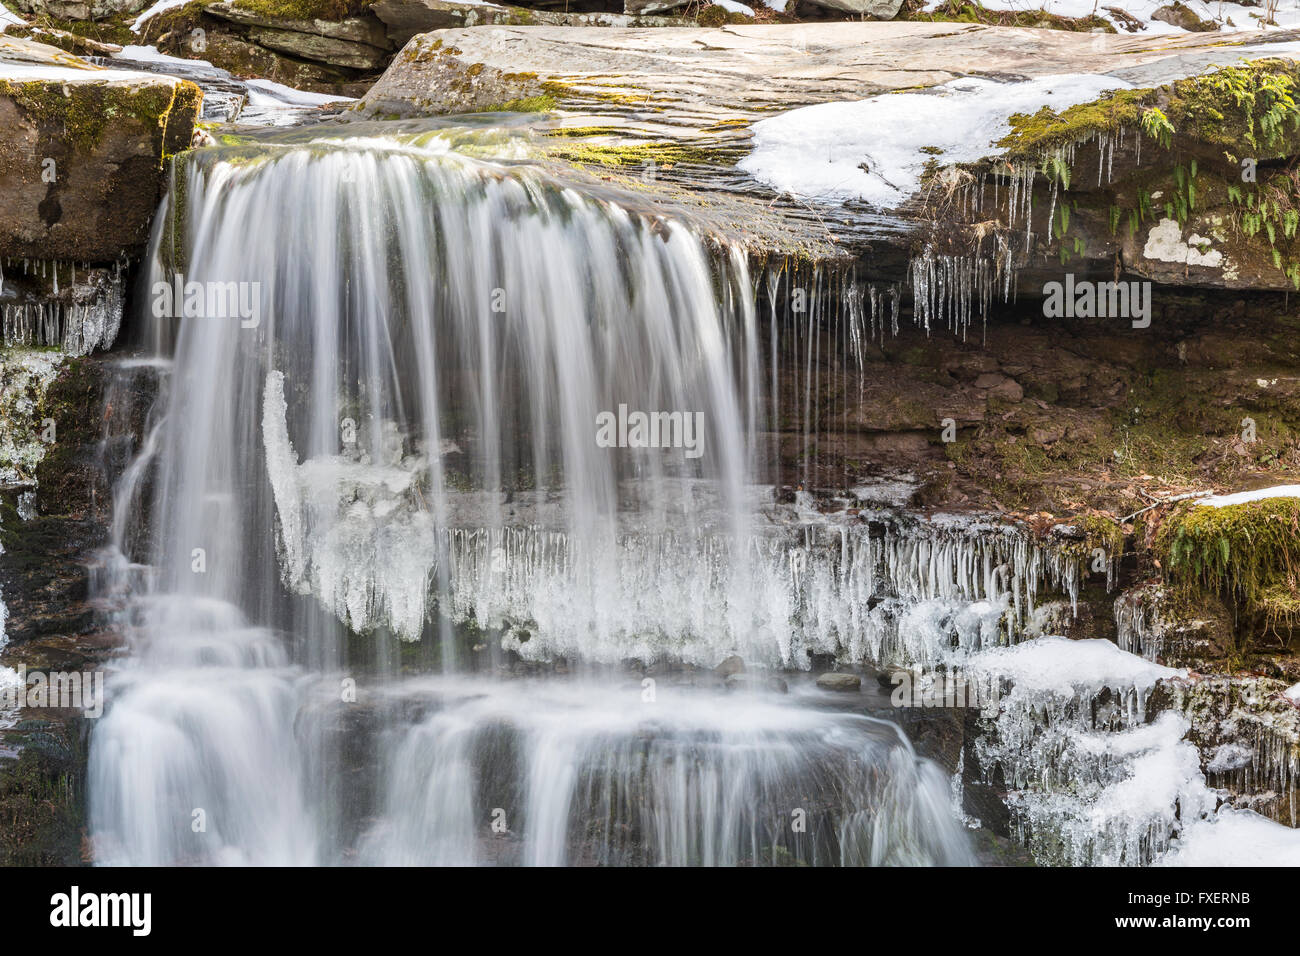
(816, 672, 861, 691)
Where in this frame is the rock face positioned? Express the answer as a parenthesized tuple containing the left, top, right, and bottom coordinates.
(0, 37, 202, 263)
(205, 1, 393, 69)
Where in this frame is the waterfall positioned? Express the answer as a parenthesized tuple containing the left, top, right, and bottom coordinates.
(86, 130, 975, 866)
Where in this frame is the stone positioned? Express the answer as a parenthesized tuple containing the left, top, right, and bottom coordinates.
(247, 25, 391, 69)
(714, 654, 745, 677)
(816, 672, 862, 692)
(974, 373, 1024, 403)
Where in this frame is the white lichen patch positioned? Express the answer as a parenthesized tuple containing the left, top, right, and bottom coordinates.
(1142, 218, 1224, 268)
(1144, 221, 1222, 269)
(0, 348, 65, 486)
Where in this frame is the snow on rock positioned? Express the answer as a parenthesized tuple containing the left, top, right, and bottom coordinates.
(1160, 807, 1300, 866)
(965, 636, 1214, 865)
(131, 0, 194, 32)
(739, 74, 1130, 207)
(1198, 484, 1300, 508)
(968, 635, 1184, 700)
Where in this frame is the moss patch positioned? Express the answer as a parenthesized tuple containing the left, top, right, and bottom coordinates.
(1157, 496, 1300, 645)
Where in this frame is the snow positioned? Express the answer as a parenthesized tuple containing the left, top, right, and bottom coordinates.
(1161, 807, 1300, 866)
(739, 74, 1130, 207)
(1285, 682, 1300, 703)
(0, 61, 176, 84)
(245, 78, 356, 107)
(131, 0, 194, 32)
(715, 0, 756, 13)
(968, 635, 1183, 699)
(1198, 484, 1300, 507)
(0, 4, 24, 29)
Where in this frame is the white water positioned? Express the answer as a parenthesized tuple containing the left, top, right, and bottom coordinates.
(86, 132, 976, 866)
(84, 127, 1294, 868)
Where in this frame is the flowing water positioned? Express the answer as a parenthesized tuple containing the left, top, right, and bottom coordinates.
(86, 127, 980, 866)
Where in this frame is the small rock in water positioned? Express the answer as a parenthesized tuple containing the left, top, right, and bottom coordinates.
(817, 672, 862, 692)
(714, 654, 746, 677)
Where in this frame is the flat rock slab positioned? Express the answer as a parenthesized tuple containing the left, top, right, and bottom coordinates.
(359, 23, 1300, 264)
(364, 22, 1300, 131)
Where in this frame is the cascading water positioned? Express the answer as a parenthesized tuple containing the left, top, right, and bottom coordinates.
(86, 127, 975, 866)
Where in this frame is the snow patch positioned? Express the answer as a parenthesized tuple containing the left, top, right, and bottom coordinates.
(1198, 484, 1300, 508)
(739, 74, 1130, 207)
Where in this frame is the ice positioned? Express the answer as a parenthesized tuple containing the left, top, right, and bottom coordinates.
(965, 637, 1210, 865)
(1114, 585, 1167, 661)
(739, 75, 1131, 207)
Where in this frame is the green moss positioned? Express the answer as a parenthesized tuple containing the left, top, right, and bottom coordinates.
(1157, 496, 1300, 642)
(550, 139, 735, 169)
(0, 75, 200, 160)
(696, 4, 752, 25)
(223, 0, 373, 20)
(481, 94, 555, 113)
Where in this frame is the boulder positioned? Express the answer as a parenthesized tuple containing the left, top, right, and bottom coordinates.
(714, 654, 746, 677)
(816, 672, 862, 691)
(0, 39, 202, 262)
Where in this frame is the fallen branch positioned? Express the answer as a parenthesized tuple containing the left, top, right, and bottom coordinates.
(1117, 490, 1212, 524)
